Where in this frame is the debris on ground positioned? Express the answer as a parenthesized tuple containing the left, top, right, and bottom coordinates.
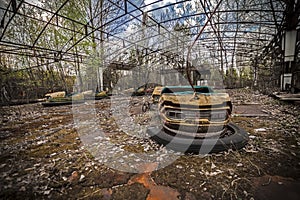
(0, 89, 299, 199)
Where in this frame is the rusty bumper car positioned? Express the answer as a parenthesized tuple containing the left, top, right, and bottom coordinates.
(42, 91, 85, 107)
(147, 86, 248, 153)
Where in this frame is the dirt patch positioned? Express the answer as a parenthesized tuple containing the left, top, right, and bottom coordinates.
(251, 175, 300, 200)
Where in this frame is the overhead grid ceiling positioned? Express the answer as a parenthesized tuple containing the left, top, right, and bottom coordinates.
(0, 0, 292, 74)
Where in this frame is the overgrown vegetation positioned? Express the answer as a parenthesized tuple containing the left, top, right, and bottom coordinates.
(0, 65, 75, 100)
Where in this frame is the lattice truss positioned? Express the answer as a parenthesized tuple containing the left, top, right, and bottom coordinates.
(0, 0, 287, 75)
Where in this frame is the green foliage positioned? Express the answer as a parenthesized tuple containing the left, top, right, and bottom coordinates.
(0, 66, 75, 101)
(223, 66, 253, 88)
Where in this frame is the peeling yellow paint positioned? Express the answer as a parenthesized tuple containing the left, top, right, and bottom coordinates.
(160, 93, 230, 106)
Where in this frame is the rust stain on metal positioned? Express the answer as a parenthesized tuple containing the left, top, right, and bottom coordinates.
(128, 162, 180, 200)
(129, 173, 155, 189)
(146, 185, 180, 200)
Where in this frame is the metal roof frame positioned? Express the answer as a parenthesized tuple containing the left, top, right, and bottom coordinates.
(0, 0, 297, 76)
